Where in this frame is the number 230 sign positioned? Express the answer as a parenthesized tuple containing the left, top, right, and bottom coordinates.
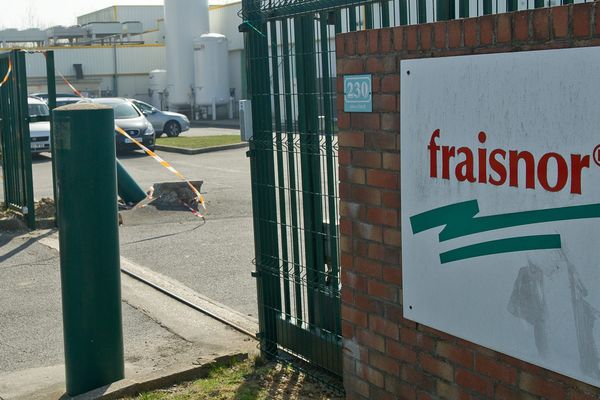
(344, 74, 372, 113)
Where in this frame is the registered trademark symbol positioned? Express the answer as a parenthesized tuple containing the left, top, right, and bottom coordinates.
(594, 144, 600, 167)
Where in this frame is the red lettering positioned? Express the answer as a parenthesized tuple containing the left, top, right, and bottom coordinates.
(570, 154, 590, 195)
(538, 152, 568, 192)
(509, 150, 535, 189)
(489, 149, 507, 186)
(455, 147, 476, 183)
(442, 146, 455, 180)
(428, 129, 440, 178)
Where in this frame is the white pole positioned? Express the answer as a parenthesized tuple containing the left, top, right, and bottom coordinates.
(212, 97, 217, 121)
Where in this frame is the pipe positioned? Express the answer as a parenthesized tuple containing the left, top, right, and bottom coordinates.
(117, 159, 147, 204)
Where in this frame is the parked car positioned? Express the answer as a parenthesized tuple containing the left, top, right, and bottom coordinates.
(27, 97, 51, 154)
(55, 97, 92, 107)
(128, 99, 189, 137)
(30, 92, 79, 102)
(91, 98, 156, 152)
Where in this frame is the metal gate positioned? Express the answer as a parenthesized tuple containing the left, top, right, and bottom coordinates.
(0, 50, 57, 229)
(241, 0, 582, 383)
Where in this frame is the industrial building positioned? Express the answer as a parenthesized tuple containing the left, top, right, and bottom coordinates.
(0, 1, 243, 119)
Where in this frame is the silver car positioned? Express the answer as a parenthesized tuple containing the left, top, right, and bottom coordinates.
(91, 98, 156, 152)
(129, 99, 190, 137)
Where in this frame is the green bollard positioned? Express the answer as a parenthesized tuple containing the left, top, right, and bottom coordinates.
(53, 103, 124, 396)
(117, 159, 147, 204)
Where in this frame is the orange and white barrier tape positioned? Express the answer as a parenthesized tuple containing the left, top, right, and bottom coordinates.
(51, 59, 205, 215)
(0, 58, 12, 88)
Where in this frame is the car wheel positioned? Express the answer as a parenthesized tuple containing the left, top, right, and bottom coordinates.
(165, 121, 181, 137)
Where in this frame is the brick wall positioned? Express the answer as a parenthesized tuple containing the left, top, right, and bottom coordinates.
(336, 2, 600, 399)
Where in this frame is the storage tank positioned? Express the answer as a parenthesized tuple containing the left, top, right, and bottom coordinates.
(164, 0, 209, 111)
(148, 69, 167, 109)
(193, 34, 230, 107)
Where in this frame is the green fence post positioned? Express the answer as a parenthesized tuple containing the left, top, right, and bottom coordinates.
(53, 103, 124, 396)
(45, 50, 59, 223)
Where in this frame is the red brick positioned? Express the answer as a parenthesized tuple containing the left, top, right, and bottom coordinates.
(514, 12, 529, 42)
(494, 384, 520, 400)
(573, 3, 591, 38)
(380, 28, 392, 53)
(342, 305, 368, 327)
(436, 342, 473, 368)
(420, 354, 453, 381)
(365, 365, 385, 388)
(339, 166, 366, 185)
(368, 30, 379, 53)
(388, 340, 416, 363)
(356, 256, 382, 278)
(417, 391, 434, 400)
(338, 113, 350, 129)
(367, 169, 399, 189)
(344, 33, 356, 56)
(367, 207, 398, 227)
(436, 381, 470, 400)
(382, 153, 399, 170)
(532, 8, 549, 41)
(497, 13, 512, 43)
(382, 265, 401, 285)
(519, 372, 567, 400)
(342, 319, 355, 337)
(480, 15, 494, 45)
(448, 20, 462, 48)
(370, 351, 400, 375)
(381, 113, 399, 131)
(355, 293, 384, 315)
(596, 2, 600, 37)
(433, 21, 447, 49)
(552, 5, 569, 39)
(382, 191, 400, 209)
(369, 315, 399, 339)
(335, 35, 345, 57)
(351, 113, 380, 130)
(568, 388, 600, 400)
(367, 279, 397, 301)
(340, 58, 364, 74)
(385, 375, 418, 397)
(420, 24, 432, 50)
(406, 26, 418, 50)
(356, 328, 385, 352)
(401, 365, 436, 391)
(357, 32, 367, 54)
(383, 55, 397, 73)
(340, 202, 364, 221)
(354, 221, 382, 241)
(381, 75, 399, 93)
(346, 375, 370, 398)
(383, 228, 401, 247)
(366, 57, 384, 73)
(353, 151, 381, 169)
(338, 148, 351, 165)
(352, 186, 381, 206)
(370, 387, 395, 400)
(339, 131, 364, 148)
(475, 354, 517, 384)
(464, 19, 478, 47)
(373, 94, 396, 112)
(341, 269, 367, 292)
(394, 26, 404, 51)
(455, 368, 492, 397)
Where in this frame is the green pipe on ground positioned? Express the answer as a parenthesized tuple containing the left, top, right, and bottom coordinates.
(117, 159, 147, 204)
(52, 103, 124, 396)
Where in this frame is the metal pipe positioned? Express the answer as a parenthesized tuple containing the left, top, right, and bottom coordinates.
(53, 103, 124, 396)
(117, 159, 147, 204)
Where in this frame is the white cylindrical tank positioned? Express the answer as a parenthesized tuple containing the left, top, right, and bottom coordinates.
(193, 33, 230, 107)
(164, 0, 209, 110)
(148, 69, 167, 109)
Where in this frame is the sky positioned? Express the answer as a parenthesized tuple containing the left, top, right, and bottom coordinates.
(0, 0, 165, 30)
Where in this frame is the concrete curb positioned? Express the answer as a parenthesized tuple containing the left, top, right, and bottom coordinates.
(69, 353, 248, 400)
(189, 121, 240, 129)
(155, 142, 248, 155)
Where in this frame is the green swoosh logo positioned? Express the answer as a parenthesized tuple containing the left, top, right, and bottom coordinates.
(410, 201, 600, 264)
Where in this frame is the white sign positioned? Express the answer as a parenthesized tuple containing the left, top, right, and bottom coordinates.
(400, 47, 600, 387)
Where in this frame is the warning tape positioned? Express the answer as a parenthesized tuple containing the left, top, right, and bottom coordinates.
(46, 53, 206, 215)
(0, 58, 11, 88)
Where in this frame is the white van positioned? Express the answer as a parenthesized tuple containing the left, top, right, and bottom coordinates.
(28, 97, 51, 153)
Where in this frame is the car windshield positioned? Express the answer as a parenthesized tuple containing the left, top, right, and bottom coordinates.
(97, 101, 140, 119)
(134, 101, 155, 113)
(28, 103, 50, 117)
(56, 99, 82, 107)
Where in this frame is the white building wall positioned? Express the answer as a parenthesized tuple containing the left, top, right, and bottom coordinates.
(77, 6, 163, 32)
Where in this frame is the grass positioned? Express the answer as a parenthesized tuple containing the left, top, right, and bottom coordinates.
(156, 135, 241, 149)
(124, 357, 343, 400)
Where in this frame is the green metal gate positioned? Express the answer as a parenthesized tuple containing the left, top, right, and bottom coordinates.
(0, 49, 57, 229)
(241, 0, 583, 384)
